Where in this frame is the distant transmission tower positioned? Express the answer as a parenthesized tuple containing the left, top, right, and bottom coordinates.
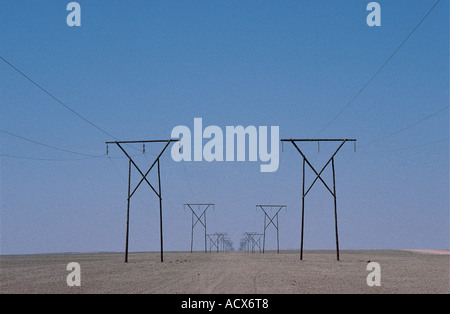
(257, 205, 287, 254)
(207, 233, 219, 252)
(185, 203, 214, 253)
(243, 232, 263, 253)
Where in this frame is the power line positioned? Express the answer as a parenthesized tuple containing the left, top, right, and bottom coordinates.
(0, 55, 118, 141)
(360, 105, 449, 148)
(0, 153, 98, 161)
(0, 56, 143, 153)
(314, 0, 442, 136)
(1, 129, 148, 161)
(0, 129, 104, 157)
(359, 137, 448, 154)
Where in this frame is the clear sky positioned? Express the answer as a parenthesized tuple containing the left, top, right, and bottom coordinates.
(1, 0, 448, 255)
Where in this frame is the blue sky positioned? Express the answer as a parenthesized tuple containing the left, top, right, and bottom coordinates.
(1, 0, 448, 254)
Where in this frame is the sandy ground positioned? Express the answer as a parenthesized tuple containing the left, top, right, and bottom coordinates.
(0, 250, 448, 294)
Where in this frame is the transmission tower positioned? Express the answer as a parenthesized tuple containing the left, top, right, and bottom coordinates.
(281, 138, 356, 261)
(243, 232, 263, 253)
(257, 205, 287, 253)
(185, 203, 214, 253)
(105, 139, 178, 263)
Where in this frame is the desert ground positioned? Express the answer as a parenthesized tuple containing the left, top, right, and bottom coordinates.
(0, 250, 448, 294)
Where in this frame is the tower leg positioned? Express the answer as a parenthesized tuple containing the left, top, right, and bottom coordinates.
(263, 214, 266, 253)
(332, 157, 339, 261)
(276, 214, 280, 254)
(125, 159, 131, 263)
(158, 159, 164, 263)
(300, 157, 305, 260)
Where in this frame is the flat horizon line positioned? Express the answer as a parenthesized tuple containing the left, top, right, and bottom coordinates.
(2, 248, 449, 257)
